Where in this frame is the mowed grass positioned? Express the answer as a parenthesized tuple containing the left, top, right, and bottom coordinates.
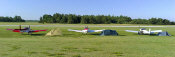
(0, 26, 175, 57)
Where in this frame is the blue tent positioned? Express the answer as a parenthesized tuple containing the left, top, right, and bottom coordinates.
(157, 32, 171, 36)
(100, 30, 118, 36)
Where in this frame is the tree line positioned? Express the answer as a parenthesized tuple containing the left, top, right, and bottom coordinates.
(0, 16, 25, 22)
(39, 13, 175, 25)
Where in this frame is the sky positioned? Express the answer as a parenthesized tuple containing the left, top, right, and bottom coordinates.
(0, 0, 175, 21)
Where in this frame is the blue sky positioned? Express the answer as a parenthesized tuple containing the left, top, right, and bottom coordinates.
(0, 0, 175, 21)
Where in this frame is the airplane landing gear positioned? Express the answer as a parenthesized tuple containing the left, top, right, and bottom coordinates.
(138, 31, 143, 35)
(28, 32, 32, 35)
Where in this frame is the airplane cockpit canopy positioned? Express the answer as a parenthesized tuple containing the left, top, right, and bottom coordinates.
(84, 26, 89, 30)
(24, 27, 29, 29)
(140, 28, 146, 30)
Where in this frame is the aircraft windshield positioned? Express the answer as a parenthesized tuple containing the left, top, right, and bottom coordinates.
(141, 28, 146, 30)
(24, 27, 29, 29)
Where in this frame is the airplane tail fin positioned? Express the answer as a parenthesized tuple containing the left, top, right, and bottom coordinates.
(29, 25, 30, 29)
(68, 29, 72, 31)
(149, 28, 151, 33)
(19, 25, 21, 30)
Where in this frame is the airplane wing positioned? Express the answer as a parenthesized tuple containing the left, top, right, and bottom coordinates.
(151, 30, 162, 32)
(13, 30, 21, 32)
(6, 29, 14, 30)
(87, 30, 104, 33)
(7, 29, 21, 32)
(94, 30, 104, 32)
(31, 29, 47, 32)
(125, 30, 138, 33)
(68, 29, 84, 32)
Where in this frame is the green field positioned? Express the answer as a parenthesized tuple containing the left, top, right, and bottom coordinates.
(0, 24, 175, 57)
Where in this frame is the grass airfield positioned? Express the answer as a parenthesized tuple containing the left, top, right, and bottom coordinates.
(0, 23, 175, 57)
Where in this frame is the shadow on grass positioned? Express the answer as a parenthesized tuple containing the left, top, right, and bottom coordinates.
(149, 34, 157, 36)
(90, 34, 126, 36)
(92, 34, 125, 36)
(22, 33, 46, 36)
(8, 45, 21, 51)
(132, 34, 158, 36)
(72, 54, 81, 57)
(118, 35, 126, 36)
(90, 34, 100, 35)
(40, 52, 65, 57)
(83, 48, 103, 52)
(1, 54, 9, 56)
(27, 51, 38, 56)
(63, 34, 74, 36)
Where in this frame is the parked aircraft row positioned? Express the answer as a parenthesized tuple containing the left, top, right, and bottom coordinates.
(68, 26, 163, 35)
(6, 25, 165, 35)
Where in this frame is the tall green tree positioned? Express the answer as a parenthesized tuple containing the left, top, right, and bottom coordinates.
(14, 16, 25, 22)
(117, 15, 132, 24)
(80, 16, 89, 24)
(39, 13, 174, 25)
(60, 16, 67, 23)
(67, 14, 74, 24)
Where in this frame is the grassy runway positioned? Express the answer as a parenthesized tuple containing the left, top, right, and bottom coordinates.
(0, 24, 175, 57)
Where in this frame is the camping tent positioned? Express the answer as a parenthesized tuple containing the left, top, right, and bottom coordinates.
(100, 30, 118, 36)
(157, 32, 171, 36)
(45, 28, 62, 36)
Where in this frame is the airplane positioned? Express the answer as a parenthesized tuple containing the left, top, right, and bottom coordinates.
(68, 26, 104, 34)
(125, 28, 162, 35)
(7, 25, 47, 34)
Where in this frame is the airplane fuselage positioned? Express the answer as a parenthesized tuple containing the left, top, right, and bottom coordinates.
(82, 30, 90, 34)
(81, 29, 96, 34)
(13, 28, 32, 33)
(138, 30, 154, 35)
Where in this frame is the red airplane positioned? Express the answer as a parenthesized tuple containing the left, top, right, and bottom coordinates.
(7, 25, 47, 34)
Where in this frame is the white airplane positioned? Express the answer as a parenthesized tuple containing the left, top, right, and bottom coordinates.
(68, 26, 104, 34)
(125, 28, 162, 35)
